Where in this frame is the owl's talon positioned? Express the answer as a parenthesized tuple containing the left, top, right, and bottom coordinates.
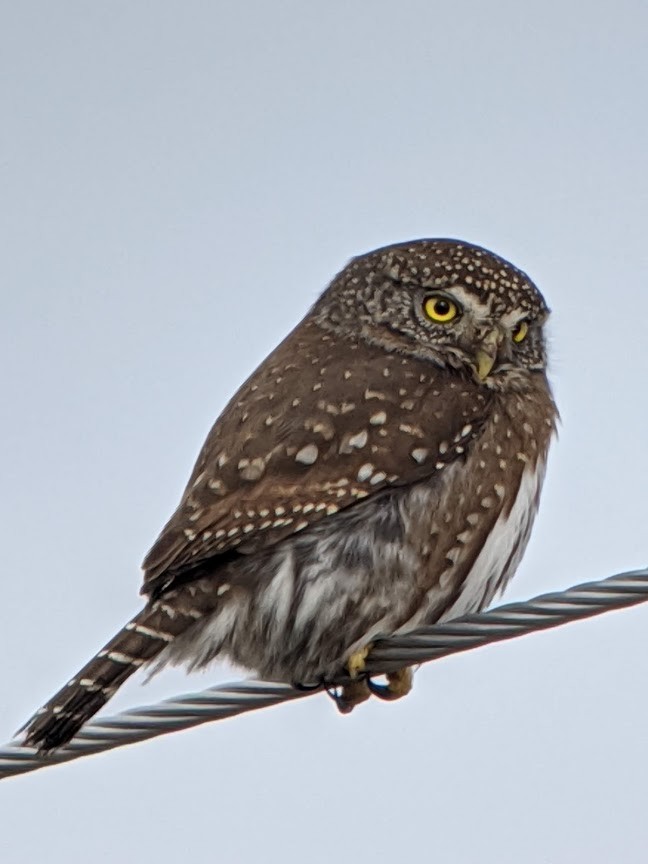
(367, 667, 413, 702)
(366, 678, 393, 700)
(327, 679, 371, 714)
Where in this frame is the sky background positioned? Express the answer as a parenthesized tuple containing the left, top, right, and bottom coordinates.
(2, 2, 648, 862)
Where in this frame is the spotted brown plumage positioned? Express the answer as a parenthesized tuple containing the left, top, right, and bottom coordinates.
(22, 238, 557, 750)
(142, 326, 490, 595)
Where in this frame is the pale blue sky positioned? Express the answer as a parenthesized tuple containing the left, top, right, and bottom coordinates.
(2, 3, 648, 862)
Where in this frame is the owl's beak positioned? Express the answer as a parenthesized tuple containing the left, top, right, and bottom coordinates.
(474, 329, 501, 381)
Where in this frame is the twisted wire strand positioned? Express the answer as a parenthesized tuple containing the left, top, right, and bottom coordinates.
(2, 566, 647, 781)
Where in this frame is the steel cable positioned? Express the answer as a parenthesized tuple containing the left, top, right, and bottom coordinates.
(2, 566, 647, 781)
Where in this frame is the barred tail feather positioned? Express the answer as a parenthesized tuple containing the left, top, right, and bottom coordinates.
(21, 591, 209, 752)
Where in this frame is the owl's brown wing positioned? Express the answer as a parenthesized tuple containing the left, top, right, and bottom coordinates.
(142, 321, 492, 596)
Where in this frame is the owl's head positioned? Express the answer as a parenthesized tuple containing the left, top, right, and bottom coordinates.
(317, 239, 550, 389)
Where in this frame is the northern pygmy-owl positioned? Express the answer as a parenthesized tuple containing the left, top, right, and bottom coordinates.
(23, 238, 557, 750)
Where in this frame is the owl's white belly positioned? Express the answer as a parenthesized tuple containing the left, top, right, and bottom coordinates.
(395, 460, 546, 634)
(443, 463, 544, 619)
(448, 462, 545, 614)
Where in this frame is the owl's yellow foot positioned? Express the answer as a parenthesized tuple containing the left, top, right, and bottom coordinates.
(346, 644, 372, 679)
(326, 644, 374, 713)
(367, 667, 413, 702)
(328, 649, 413, 714)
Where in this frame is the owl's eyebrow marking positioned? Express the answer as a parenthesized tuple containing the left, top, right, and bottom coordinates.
(500, 309, 531, 328)
(442, 285, 493, 317)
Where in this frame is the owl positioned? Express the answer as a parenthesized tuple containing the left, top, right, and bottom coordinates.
(23, 238, 557, 750)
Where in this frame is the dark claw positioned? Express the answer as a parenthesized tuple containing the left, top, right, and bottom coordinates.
(367, 675, 399, 701)
(292, 676, 325, 692)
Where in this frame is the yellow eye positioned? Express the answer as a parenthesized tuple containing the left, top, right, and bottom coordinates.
(512, 320, 529, 343)
(423, 295, 459, 323)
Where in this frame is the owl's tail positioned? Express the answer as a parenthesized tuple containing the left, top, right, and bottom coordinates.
(20, 588, 211, 752)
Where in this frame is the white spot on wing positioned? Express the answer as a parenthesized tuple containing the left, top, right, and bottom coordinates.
(348, 430, 368, 449)
(357, 463, 374, 482)
(295, 444, 319, 465)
